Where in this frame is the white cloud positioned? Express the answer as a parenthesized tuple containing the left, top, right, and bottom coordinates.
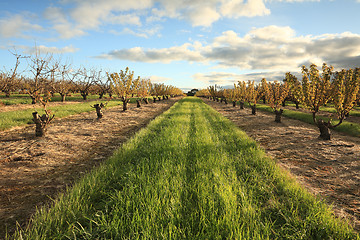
(0, 14, 43, 38)
(221, 0, 271, 18)
(153, 0, 271, 27)
(98, 26, 360, 72)
(193, 71, 286, 86)
(110, 26, 162, 38)
(99, 43, 205, 63)
(42, 0, 151, 39)
(19, 44, 79, 54)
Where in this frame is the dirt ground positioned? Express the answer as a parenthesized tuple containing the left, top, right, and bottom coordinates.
(204, 98, 360, 232)
(0, 97, 181, 238)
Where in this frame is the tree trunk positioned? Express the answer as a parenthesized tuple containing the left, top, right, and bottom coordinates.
(5, 91, 10, 98)
(233, 101, 236, 107)
(92, 104, 104, 119)
(158, 97, 161, 101)
(60, 94, 66, 102)
(250, 104, 256, 115)
(295, 101, 299, 109)
(274, 109, 284, 123)
(317, 119, 331, 140)
(99, 92, 104, 99)
(282, 100, 286, 107)
(239, 101, 244, 110)
(153, 97, 156, 103)
(32, 112, 51, 137)
(81, 92, 88, 100)
(122, 100, 129, 111)
(143, 98, 149, 104)
(136, 99, 141, 108)
(224, 98, 228, 104)
(162, 95, 166, 100)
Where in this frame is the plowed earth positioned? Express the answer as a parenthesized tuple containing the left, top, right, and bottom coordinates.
(0, 97, 181, 238)
(204, 98, 360, 232)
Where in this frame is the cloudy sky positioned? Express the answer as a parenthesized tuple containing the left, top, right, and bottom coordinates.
(1, 0, 360, 90)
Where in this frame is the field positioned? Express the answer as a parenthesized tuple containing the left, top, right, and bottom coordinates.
(0, 96, 359, 239)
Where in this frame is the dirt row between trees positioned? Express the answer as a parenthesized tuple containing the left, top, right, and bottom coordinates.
(203, 98, 360, 232)
(0, 97, 181, 238)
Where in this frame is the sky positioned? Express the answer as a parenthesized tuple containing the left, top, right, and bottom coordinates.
(1, 0, 360, 91)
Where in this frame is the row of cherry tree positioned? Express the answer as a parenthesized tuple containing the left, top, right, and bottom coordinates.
(197, 63, 360, 140)
(0, 50, 183, 137)
(0, 51, 183, 105)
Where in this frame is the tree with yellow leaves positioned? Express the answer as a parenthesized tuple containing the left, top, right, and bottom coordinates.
(235, 81, 247, 109)
(108, 67, 140, 111)
(246, 80, 262, 115)
(136, 78, 152, 106)
(288, 63, 360, 140)
(262, 78, 289, 123)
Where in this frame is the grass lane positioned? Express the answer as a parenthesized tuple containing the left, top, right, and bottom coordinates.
(0, 100, 122, 131)
(254, 103, 360, 138)
(0, 97, 155, 131)
(12, 97, 358, 239)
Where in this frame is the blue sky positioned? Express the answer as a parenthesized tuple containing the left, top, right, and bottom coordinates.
(1, 0, 360, 91)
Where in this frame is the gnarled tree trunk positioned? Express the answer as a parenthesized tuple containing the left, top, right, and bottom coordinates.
(250, 104, 256, 115)
(232, 101, 236, 107)
(122, 99, 130, 111)
(91, 103, 104, 119)
(239, 101, 244, 110)
(317, 119, 331, 140)
(274, 109, 284, 123)
(32, 112, 54, 137)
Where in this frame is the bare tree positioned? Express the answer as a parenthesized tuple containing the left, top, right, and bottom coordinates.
(26, 48, 58, 104)
(52, 63, 74, 102)
(0, 51, 26, 97)
(72, 67, 95, 100)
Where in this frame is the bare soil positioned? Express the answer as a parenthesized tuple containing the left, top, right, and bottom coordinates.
(204, 98, 360, 232)
(0, 97, 181, 238)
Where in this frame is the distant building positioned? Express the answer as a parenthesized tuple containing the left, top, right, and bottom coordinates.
(187, 89, 198, 96)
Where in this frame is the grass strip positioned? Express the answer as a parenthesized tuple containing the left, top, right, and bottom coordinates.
(12, 97, 358, 239)
(0, 97, 155, 131)
(0, 94, 102, 105)
(255, 103, 360, 138)
(0, 100, 122, 131)
(284, 102, 360, 117)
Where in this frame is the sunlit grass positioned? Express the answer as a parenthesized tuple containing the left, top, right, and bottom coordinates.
(0, 99, 122, 131)
(0, 96, 156, 131)
(255, 103, 360, 138)
(12, 97, 359, 239)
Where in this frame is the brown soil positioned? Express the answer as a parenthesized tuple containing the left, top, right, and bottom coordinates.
(203, 98, 360, 232)
(0, 97, 181, 239)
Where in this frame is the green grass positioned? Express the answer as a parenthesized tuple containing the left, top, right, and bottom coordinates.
(0, 97, 156, 131)
(284, 101, 360, 117)
(0, 93, 102, 105)
(254, 103, 360, 138)
(0, 100, 122, 131)
(12, 97, 358, 239)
